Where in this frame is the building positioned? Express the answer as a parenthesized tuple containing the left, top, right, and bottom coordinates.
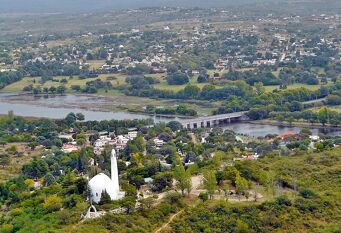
(62, 144, 81, 153)
(154, 138, 165, 147)
(88, 149, 125, 204)
(128, 131, 138, 140)
(233, 153, 259, 161)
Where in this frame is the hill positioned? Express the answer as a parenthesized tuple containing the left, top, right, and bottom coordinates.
(0, 0, 340, 14)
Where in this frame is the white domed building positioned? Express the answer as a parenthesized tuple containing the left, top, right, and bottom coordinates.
(88, 149, 125, 203)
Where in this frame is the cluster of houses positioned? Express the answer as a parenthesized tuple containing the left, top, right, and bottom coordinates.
(5, 10, 339, 80)
(93, 131, 138, 155)
(60, 130, 139, 155)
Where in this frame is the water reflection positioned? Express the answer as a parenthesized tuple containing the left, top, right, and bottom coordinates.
(222, 123, 340, 137)
(0, 94, 340, 137)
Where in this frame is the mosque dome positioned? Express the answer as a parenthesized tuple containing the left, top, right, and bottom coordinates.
(88, 173, 118, 204)
(88, 149, 125, 204)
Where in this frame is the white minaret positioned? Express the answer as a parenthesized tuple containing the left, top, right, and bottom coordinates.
(111, 149, 120, 194)
(88, 149, 124, 204)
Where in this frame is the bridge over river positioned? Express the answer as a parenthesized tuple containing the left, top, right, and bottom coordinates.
(180, 111, 248, 129)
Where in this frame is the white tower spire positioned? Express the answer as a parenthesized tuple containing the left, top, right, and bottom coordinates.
(111, 149, 120, 194)
(88, 149, 125, 204)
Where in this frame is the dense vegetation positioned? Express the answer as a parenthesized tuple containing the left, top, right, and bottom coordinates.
(0, 3, 341, 233)
(172, 148, 341, 233)
(0, 71, 23, 89)
(0, 112, 340, 232)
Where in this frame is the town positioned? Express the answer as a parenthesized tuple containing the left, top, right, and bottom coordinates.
(0, 1, 340, 233)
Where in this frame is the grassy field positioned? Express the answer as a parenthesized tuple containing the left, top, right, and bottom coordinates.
(2, 74, 128, 93)
(154, 75, 209, 91)
(310, 66, 326, 75)
(0, 143, 42, 182)
(1, 73, 219, 115)
(264, 83, 323, 93)
(309, 105, 341, 113)
(206, 69, 228, 76)
(88, 60, 106, 70)
(4, 70, 328, 95)
(45, 38, 75, 48)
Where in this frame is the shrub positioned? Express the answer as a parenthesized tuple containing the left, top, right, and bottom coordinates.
(43, 195, 62, 213)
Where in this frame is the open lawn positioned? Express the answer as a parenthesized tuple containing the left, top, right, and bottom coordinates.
(2, 74, 128, 93)
(206, 69, 227, 76)
(264, 83, 323, 93)
(154, 76, 209, 91)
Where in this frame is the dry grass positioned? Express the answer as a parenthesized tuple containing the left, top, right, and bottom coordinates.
(88, 60, 106, 70)
(310, 105, 341, 113)
(0, 143, 42, 182)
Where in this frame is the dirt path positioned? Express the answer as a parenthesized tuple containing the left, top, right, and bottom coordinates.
(189, 133, 198, 144)
(154, 209, 184, 233)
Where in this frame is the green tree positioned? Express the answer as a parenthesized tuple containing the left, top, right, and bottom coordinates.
(28, 141, 39, 150)
(287, 116, 294, 126)
(139, 195, 157, 210)
(49, 86, 57, 94)
(58, 210, 71, 225)
(129, 175, 145, 190)
(235, 174, 249, 200)
(198, 192, 209, 202)
(99, 190, 112, 205)
(152, 172, 173, 192)
(0, 224, 13, 233)
(76, 113, 85, 121)
(225, 167, 239, 186)
(76, 133, 87, 146)
(197, 74, 208, 83)
(203, 170, 217, 199)
(235, 220, 250, 233)
(174, 163, 192, 196)
(166, 121, 183, 131)
(43, 87, 49, 95)
(318, 107, 329, 126)
(0, 141, 6, 147)
(121, 196, 136, 214)
(134, 136, 146, 153)
(254, 82, 265, 95)
(43, 173, 56, 186)
(65, 112, 77, 125)
(183, 84, 200, 98)
(276, 115, 285, 123)
(43, 195, 62, 213)
(22, 159, 49, 178)
(259, 170, 277, 197)
(166, 72, 189, 85)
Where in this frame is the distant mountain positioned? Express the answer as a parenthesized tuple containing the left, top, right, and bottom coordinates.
(0, 0, 265, 13)
(0, 0, 339, 14)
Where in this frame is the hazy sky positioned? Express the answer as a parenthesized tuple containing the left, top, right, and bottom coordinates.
(0, 0, 262, 13)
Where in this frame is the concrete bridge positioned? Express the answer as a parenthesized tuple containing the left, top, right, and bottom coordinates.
(180, 111, 248, 129)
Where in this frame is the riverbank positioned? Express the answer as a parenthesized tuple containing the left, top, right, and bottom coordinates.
(250, 119, 341, 130)
(0, 92, 340, 136)
(0, 92, 214, 117)
(126, 107, 195, 119)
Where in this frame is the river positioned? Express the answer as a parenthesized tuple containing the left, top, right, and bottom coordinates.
(222, 123, 340, 137)
(0, 93, 340, 137)
(0, 93, 179, 121)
